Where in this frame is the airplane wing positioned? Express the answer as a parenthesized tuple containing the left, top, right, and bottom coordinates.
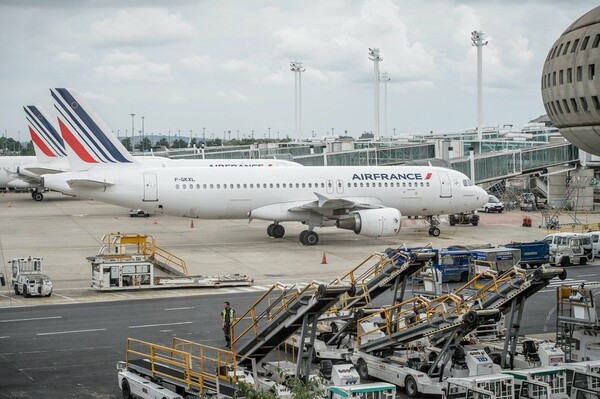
(21, 167, 65, 176)
(66, 179, 115, 189)
(289, 193, 384, 214)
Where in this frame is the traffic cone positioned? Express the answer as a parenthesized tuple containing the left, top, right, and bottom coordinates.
(153, 216, 158, 225)
(7, 201, 11, 208)
(190, 220, 195, 228)
(321, 252, 327, 264)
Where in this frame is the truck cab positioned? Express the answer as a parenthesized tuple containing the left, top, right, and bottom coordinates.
(10, 257, 53, 297)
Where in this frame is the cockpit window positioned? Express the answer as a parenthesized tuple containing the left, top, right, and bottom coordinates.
(463, 179, 473, 187)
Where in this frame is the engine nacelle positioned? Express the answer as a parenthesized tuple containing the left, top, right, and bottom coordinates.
(336, 208, 401, 237)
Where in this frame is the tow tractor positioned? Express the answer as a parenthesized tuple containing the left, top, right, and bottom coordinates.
(10, 257, 53, 297)
(449, 211, 480, 227)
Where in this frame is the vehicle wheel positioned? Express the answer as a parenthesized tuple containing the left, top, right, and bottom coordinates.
(560, 257, 570, 267)
(266, 224, 275, 237)
(46, 292, 52, 297)
(485, 207, 490, 213)
(405, 375, 419, 398)
(303, 231, 319, 246)
(272, 224, 285, 239)
(121, 379, 133, 399)
(430, 227, 440, 237)
(23, 286, 29, 298)
(472, 222, 478, 226)
(356, 358, 369, 380)
(580, 257, 587, 265)
(33, 192, 44, 202)
(14, 285, 19, 295)
(498, 209, 503, 213)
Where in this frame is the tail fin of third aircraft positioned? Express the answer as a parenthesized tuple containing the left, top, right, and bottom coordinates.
(51, 88, 137, 171)
(24, 105, 67, 164)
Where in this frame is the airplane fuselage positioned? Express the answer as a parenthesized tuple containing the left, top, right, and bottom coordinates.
(44, 165, 486, 219)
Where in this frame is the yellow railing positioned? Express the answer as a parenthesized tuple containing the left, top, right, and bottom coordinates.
(560, 223, 600, 233)
(125, 337, 239, 394)
(98, 233, 188, 275)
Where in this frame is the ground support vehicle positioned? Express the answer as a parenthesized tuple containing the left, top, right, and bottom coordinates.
(549, 235, 591, 267)
(129, 209, 150, 217)
(503, 241, 549, 269)
(545, 233, 594, 261)
(90, 233, 253, 290)
(449, 212, 480, 226)
(556, 283, 600, 362)
(10, 257, 53, 297)
(480, 195, 505, 213)
(470, 248, 521, 275)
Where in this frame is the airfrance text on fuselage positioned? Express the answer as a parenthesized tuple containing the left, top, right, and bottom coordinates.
(352, 172, 432, 181)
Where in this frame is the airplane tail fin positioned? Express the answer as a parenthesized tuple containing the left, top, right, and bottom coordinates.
(51, 88, 137, 171)
(24, 105, 67, 163)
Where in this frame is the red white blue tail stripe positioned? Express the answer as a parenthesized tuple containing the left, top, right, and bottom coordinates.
(51, 88, 135, 165)
(24, 105, 66, 158)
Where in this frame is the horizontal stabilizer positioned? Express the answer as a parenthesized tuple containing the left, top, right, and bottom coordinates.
(66, 178, 115, 189)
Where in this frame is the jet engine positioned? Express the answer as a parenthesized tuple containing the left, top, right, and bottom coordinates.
(336, 208, 401, 237)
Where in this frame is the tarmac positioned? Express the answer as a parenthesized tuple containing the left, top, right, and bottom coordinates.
(1, 190, 600, 308)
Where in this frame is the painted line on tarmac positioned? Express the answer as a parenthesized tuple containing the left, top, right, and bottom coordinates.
(578, 274, 597, 277)
(164, 306, 195, 311)
(0, 294, 22, 302)
(37, 328, 107, 336)
(0, 316, 62, 323)
(52, 293, 74, 301)
(0, 336, 9, 339)
(159, 329, 173, 333)
(129, 321, 193, 329)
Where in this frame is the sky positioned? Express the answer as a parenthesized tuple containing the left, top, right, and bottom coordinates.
(0, 0, 595, 141)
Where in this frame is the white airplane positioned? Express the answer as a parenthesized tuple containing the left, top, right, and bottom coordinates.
(43, 89, 487, 245)
(0, 105, 69, 200)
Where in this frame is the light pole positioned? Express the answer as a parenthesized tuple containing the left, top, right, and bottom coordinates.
(188, 130, 193, 148)
(380, 72, 390, 137)
(202, 127, 206, 145)
(368, 48, 383, 141)
(130, 113, 135, 151)
(290, 61, 306, 140)
(141, 116, 145, 151)
(268, 127, 271, 141)
(471, 30, 488, 147)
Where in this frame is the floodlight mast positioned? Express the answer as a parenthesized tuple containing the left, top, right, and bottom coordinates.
(130, 113, 135, 151)
(380, 72, 390, 137)
(471, 30, 488, 146)
(290, 61, 306, 140)
(368, 48, 383, 141)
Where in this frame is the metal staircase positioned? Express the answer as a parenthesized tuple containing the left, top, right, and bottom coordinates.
(231, 281, 354, 369)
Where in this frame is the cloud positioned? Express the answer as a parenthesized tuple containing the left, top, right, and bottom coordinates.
(93, 63, 173, 82)
(101, 50, 147, 64)
(54, 51, 83, 63)
(177, 54, 212, 71)
(217, 90, 249, 102)
(81, 91, 114, 104)
(166, 94, 186, 104)
(90, 8, 195, 46)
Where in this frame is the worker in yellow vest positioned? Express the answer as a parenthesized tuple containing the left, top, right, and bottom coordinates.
(221, 301, 235, 347)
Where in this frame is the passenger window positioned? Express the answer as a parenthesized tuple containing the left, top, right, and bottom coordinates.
(176, 184, 180, 189)
(354, 183, 358, 187)
(237, 184, 241, 189)
(183, 184, 186, 189)
(210, 184, 214, 189)
(282, 183, 286, 188)
(270, 183, 273, 188)
(296, 183, 300, 188)
(216, 184, 220, 189)
(360, 183, 364, 187)
(378, 182, 382, 187)
(420, 182, 424, 187)
(249, 184, 253, 188)
(302, 183, 306, 188)
(384, 182, 388, 187)
(403, 182, 406, 187)
(203, 184, 207, 189)
(276, 183, 280, 188)
(230, 184, 234, 189)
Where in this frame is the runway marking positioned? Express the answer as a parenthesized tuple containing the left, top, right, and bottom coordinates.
(0, 336, 9, 339)
(0, 316, 62, 323)
(164, 306, 195, 311)
(52, 293, 74, 301)
(37, 328, 106, 336)
(159, 329, 173, 333)
(578, 274, 597, 277)
(129, 321, 193, 329)
(237, 287, 260, 292)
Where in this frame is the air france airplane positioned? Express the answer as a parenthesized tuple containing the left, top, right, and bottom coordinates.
(42, 90, 487, 245)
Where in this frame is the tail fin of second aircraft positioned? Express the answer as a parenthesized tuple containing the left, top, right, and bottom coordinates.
(51, 88, 137, 171)
(24, 105, 67, 164)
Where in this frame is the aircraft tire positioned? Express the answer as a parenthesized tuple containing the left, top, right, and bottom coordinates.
(273, 224, 285, 239)
(299, 230, 308, 243)
(429, 227, 440, 237)
(267, 224, 275, 237)
(303, 231, 319, 246)
(33, 192, 44, 202)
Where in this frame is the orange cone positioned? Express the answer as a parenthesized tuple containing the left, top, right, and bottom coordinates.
(7, 201, 11, 208)
(190, 220, 195, 228)
(321, 252, 327, 264)
(153, 216, 158, 225)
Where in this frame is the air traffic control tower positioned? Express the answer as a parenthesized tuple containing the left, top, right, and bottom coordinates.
(542, 6, 600, 156)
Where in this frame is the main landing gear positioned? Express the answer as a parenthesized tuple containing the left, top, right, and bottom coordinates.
(266, 223, 320, 246)
(31, 190, 44, 202)
(427, 215, 441, 237)
(299, 230, 319, 246)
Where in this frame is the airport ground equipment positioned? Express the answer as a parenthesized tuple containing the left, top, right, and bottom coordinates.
(0, 273, 5, 287)
(557, 283, 600, 362)
(351, 265, 566, 396)
(10, 257, 53, 297)
(549, 235, 592, 267)
(449, 211, 480, 226)
(503, 241, 550, 268)
(470, 248, 521, 274)
(89, 233, 253, 290)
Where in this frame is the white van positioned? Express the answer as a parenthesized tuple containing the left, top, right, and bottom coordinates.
(544, 233, 594, 262)
(480, 195, 504, 213)
(588, 231, 600, 258)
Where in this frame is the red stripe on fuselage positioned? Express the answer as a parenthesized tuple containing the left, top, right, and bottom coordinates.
(58, 118, 97, 163)
(425, 172, 432, 179)
(29, 126, 56, 157)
